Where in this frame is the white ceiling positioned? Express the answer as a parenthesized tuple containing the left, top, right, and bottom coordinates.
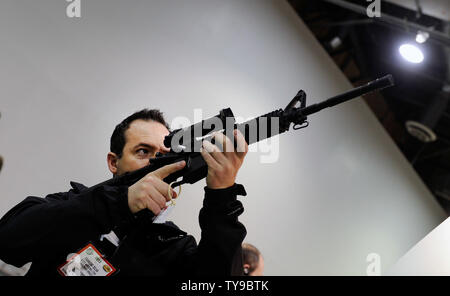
(385, 0, 450, 21)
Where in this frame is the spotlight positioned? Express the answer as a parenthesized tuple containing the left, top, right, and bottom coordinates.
(329, 36, 343, 50)
(399, 43, 424, 63)
(415, 31, 429, 44)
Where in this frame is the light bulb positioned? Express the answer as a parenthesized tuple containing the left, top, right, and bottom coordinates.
(399, 44, 424, 63)
(415, 31, 429, 44)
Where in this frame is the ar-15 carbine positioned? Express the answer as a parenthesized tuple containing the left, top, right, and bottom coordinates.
(91, 74, 394, 220)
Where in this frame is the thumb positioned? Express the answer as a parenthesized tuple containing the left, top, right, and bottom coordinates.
(151, 160, 186, 179)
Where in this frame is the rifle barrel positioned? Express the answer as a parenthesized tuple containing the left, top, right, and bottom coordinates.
(302, 74, 394, 116)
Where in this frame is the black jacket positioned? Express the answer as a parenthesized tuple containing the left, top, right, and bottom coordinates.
(0, 181, 247, 276)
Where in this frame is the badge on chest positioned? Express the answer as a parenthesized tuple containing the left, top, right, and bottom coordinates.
(58, 243, 116, 276)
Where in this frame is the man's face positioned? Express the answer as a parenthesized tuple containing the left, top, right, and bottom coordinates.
(108, 119, 170, 176)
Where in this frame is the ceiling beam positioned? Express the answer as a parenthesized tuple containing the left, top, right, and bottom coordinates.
(323, 0, 450, 47)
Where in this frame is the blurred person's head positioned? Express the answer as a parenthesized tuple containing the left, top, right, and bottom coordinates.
(242, 243, 264, 276)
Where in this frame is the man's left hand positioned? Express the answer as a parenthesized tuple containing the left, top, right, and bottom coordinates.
(200, 129, 248, 189)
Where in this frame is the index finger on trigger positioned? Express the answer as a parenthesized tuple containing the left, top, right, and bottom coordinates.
(151, 160, 186, 180)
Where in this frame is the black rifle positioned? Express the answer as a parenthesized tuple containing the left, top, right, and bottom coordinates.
(92, 74, 394, 220)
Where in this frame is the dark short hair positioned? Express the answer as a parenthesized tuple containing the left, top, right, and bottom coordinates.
(242, 243, 261, 274)
(110, 109, 169, 158)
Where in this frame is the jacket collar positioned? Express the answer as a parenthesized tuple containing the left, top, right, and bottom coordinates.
(70, 181, 88, 193)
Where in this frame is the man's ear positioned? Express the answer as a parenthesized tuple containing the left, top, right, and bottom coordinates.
(107, 152, 119, 175)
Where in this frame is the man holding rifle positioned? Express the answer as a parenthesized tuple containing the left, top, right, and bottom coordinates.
(0, 75, 394, 276)
(0, 109, 249, 276)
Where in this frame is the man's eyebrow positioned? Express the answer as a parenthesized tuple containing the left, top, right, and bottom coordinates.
(133, 143, 157, 151)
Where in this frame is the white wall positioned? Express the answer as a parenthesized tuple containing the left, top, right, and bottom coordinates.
(0, 0, 446, 275)
(387, 217, 450, 275)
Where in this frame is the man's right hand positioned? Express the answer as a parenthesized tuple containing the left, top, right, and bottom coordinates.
(127, 161, 186, 215)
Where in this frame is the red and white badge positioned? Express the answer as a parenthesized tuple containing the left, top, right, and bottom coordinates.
(58, 243, 116, 276)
